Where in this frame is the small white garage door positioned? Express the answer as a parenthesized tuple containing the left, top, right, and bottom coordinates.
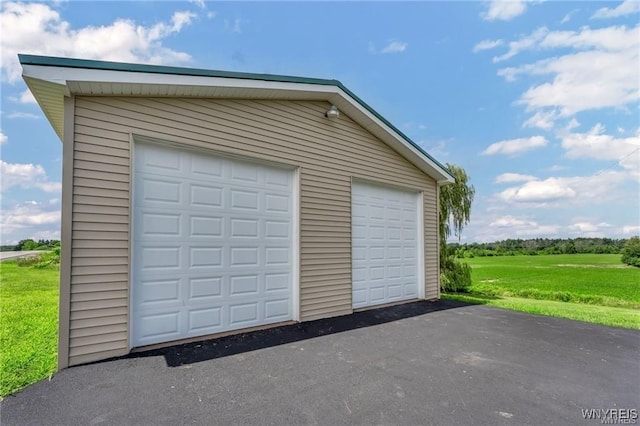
(132, 142, 295, 347)
(352, 181, 422, 309)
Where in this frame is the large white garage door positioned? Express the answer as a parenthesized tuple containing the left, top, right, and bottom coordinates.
(352, 181, 422, 309)
(132, 142, 295, 347)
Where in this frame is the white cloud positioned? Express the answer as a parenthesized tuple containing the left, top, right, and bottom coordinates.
(480, 214, 561, 240)
(0, 160, 61, 193)
(494, 24, 637, 63)
(482, 135, 548, 156)
(622, 225, 640, 235)
(496, 25, 639, 117)
(494, 173, 537, 184)
(1, 2, 196, 84)
(567, 221, 614, 238)
(16, 89, 37, 104)
(496, 170, 628, 205)
(473, 39, 503, 53)
(170, 11, 197, 32)
(380, 41, 408, 54)
(467, 212, 637, 242)
(0, 201, 61, 243)
(565, 118, 580, 132)
(0, 131, 7, 145)
(560, 9, 578, 24)
(568, 221, 611, 233)
(2, 204, 60, 226)
(498, 178, 576, 203)
(188, 0, 206, 9)
(482, 0, 531, 21)
(592, 0, 640, 19)
(6, 111, 40, 119)
(493, 27, 548, 62)
(561, 124, 640, 177)
(490, 215, 536, 228)
(522, 110, 558, 130)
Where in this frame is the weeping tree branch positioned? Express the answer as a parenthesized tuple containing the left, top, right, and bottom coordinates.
(440, 164, 475, 249)
(439, 163, 475, 277)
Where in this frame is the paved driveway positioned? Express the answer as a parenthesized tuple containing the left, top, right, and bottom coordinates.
(2, 300, 638, 425)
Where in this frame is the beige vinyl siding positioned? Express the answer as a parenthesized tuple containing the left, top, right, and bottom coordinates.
(68, 96, 439, 365)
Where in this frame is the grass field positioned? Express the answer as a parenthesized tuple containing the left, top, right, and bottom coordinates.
(443, 254, 640, 329)
(0, 261, 58, 397)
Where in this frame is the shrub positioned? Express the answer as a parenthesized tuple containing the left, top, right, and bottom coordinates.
(16, 255, 42, 267)
(440, 256, 472, 293)
(16, 247, 61, 269)
(34, 247, 60, 269)
(621, 236, 640, 268)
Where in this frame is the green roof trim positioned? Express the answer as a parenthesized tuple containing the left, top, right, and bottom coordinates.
(18, 54, 453, 180)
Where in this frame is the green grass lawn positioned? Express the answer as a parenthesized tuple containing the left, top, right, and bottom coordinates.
(0, 261, 59, 397)
(443, 254, 640, 329)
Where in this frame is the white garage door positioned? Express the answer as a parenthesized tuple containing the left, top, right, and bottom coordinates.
(132, 142, 295, 347)
(352, 181, 422, 309)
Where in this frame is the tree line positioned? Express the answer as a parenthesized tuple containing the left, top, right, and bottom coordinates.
(0, 239, 61, 252)
(448, 237, 630, 258)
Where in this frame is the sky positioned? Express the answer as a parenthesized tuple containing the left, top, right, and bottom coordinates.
(0, 0, 638, 245)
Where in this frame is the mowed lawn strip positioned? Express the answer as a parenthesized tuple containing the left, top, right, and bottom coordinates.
(0, 261, 59, 397)
(443, 293, 640, 329)
(462, 254, 640, 308)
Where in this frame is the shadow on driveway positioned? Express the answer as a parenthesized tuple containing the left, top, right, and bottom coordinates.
(120, 299, 467, 367)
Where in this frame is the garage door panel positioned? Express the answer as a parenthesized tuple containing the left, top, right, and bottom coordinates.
(229, 303, 258, 325)
(141, 178, 183, 204)
(265, 299, 290, 320)
(136, 311, 181, 342)
(265, 220, 290, 238)
(230, 275, 259, 295)
(188, 307, 222, 333)
(136, 144, 183, 175)
(265, 273, 291, 291)
(190, 184, 224, 208)
(190, 155, 223, 178)
(190, 216, 223, 237)
(352, 289, 366, 306)
(189, 247, 222, 268)
(133, 143, 294, 347)
(188, 277, 222, 300)
(264, 168, 292, 188)
(231, 218, 259, 237)
(138, 279, 181, 305)
(138, 246, 182, 270)
(352, 181, 420, 309)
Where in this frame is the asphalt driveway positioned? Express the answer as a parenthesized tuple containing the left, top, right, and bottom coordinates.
(1, 300, 638, 425)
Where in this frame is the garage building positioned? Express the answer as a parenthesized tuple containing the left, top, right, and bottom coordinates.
(20, 54, 454, 369)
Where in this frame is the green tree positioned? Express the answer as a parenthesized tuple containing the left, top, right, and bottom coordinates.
(16, 239, 38, 251)
(621, 236, 640, 268)
(439, 163, 475, 292)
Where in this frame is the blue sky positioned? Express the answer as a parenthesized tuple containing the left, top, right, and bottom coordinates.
(1, 0, 638, 244)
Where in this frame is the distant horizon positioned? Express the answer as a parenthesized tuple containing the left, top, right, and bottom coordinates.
(2, 234, 637, 249)
(1, 1, 638, 244)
